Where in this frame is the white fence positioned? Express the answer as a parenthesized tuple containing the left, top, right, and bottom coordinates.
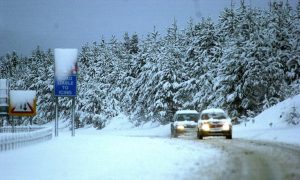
(0, 126, 52, 152)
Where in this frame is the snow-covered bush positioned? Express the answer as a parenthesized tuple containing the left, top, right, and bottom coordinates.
(284, 106, 300, 125)
(92, 114, 107, 129)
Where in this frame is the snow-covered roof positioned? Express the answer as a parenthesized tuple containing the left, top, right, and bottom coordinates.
(175, 110, 199, 114)
(201, 108, 225, 114)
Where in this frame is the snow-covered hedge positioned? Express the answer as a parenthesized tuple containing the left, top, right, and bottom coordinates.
(0, 126, 52, 152)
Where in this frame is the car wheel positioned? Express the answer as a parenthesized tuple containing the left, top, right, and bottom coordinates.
(171, 132, 178, 138)
(174, 133, 178, 138)
(171, 125, 177, 138)
(226, 134, 232, 139)
(197, 130, 203, 139)
(171, 131, 178, 138)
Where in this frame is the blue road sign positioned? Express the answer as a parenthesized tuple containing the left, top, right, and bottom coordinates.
(54, 75, 77, 96)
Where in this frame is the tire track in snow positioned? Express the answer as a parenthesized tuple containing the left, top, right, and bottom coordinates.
(197, 138, 300, 180)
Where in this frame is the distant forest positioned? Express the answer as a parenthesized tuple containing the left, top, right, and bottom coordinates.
(1, 1, 300, 128)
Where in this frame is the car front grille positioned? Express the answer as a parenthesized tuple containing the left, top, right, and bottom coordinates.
(209, 124, 223, 128)
(185, 125, 196, 128)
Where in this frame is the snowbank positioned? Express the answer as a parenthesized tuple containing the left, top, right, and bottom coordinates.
(103, 114, 134, 131)
(234, 94, 300, 145)
(100, 114, 169, 137)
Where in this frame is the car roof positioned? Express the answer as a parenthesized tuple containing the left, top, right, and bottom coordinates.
(175, 110, 199, 114)
(201, 108, 226, 114)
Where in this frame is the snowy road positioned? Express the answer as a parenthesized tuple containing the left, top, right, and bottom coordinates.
(2, 92, 300, 179)
(197, 138, 300, 180)
(1, 129, 300, 180)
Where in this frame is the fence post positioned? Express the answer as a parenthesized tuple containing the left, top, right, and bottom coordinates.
(11, 116, 15, 133)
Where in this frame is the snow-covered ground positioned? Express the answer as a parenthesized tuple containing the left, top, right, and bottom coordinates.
(0, 115, 224, 180)
(0, 134, 222, 180)
(0, 94, 300, 180)
(234, 94, 300, 145)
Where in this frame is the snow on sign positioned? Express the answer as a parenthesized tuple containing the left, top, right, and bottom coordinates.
(9, 90, 37, 116)
(54, 48, 78, 97)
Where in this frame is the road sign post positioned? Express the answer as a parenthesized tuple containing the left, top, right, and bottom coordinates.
(54, 48, 78, 137)
(71, 97, 75, 136)
(55, 96, 58, 137)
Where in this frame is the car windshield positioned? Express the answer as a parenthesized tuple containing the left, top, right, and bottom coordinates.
(201, 113, 227, 120)
(177, 114, 199, 121)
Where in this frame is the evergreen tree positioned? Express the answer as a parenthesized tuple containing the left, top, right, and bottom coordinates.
(1, 0, 299, 126)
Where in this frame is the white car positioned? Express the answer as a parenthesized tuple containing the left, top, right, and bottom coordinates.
(171, 110, 199, 138)
(197, 108, 232, 139)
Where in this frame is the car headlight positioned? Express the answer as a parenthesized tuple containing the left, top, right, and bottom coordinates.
(201, 124, 210, 131)
(222, 123, 230, 131)
(176, 125, 185, 130)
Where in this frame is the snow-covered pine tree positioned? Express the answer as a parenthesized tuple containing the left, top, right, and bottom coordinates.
(286, 1, 300, 95)
(1, 0, 299, 126)
(25, 47, 56, 124)
(218, 0, 236, 40)
(214, 2, 258, 117)
(194, 18, 222, 111)
(78, 41, 115, 128)
(267, 1, 294, 79)
(77, 43, 93, 126)
(144, 20, 185, 123)
(129, 28, 163, 124)
(118, 33, 139, 114)
(130, 33, 139, 54)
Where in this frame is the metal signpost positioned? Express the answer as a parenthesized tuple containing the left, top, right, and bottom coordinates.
(54, 74, 77, 136)
(54, 48, 78, 137)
